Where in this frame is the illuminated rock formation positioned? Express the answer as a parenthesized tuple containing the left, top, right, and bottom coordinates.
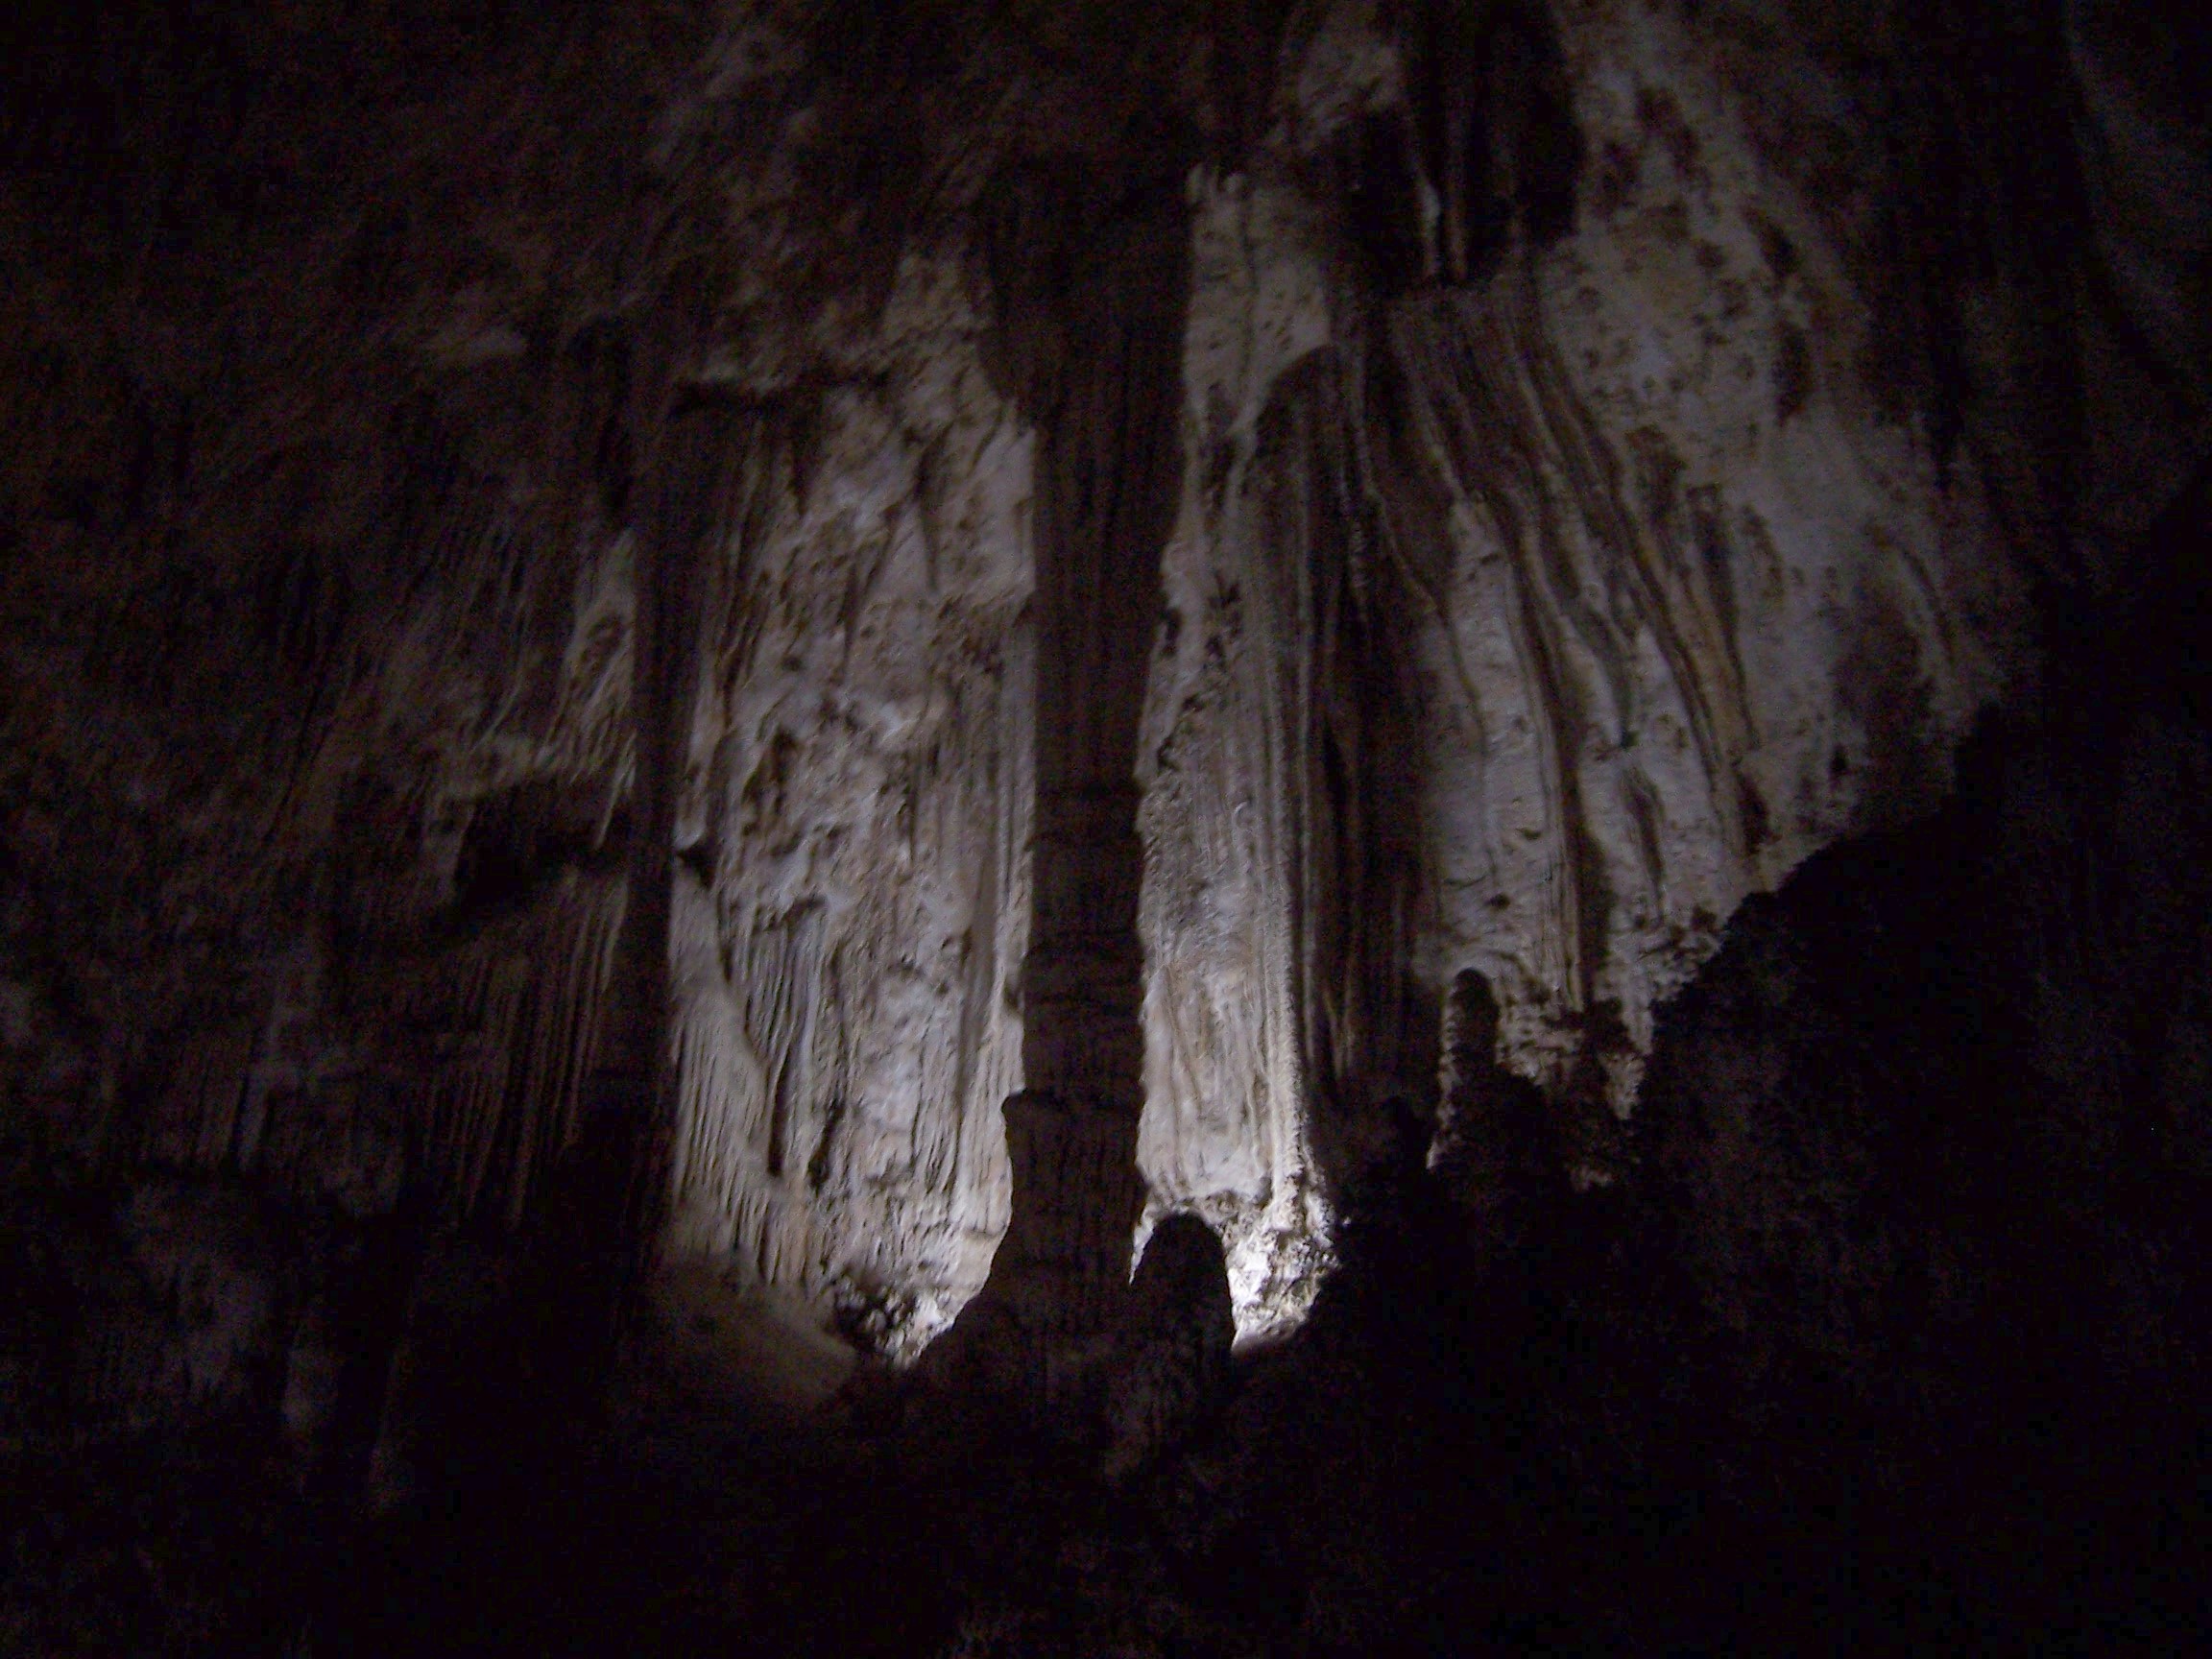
(1, 0, 2201, 1378)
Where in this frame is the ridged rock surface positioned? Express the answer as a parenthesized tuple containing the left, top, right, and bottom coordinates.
(1136, 1, 2030, 1331)
(8, 0, 2200, 1355)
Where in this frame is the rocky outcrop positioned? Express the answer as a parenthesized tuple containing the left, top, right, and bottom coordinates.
(1618, 479, 2212, 1633)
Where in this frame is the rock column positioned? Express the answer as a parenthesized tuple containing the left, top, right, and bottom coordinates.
(940, 199, 1190, 1414)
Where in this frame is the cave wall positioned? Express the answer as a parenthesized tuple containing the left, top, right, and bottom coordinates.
(0, 2, 1057, 1367)
(1135, 0, 2035, 1332)
(4, 0, 2204, 1382)
(660, 261, 1037, 1344)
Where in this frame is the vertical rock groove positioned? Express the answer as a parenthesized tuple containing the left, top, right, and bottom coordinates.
(1253, 352, 1433, 1194)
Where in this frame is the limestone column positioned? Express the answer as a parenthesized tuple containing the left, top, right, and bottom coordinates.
(945, 199, 1190, 1410)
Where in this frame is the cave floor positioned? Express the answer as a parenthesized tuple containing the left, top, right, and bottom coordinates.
(227, 1250, 1747, 1655)
(301, 1264, 1235, 1657)
(10, 1249, 2202, 1656)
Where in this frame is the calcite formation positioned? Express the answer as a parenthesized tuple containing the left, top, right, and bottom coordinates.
(1137, 0, 2033, 1334)
(7, 0, 2198, 1373)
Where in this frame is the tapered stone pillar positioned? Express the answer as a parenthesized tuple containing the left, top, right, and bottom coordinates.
(927, 197, 1190, 1416)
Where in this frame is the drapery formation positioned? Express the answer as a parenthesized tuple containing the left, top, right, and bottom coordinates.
(18, 0, 2197, 1363)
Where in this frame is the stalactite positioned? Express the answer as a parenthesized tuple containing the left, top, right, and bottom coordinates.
(1141, 333, 1430, 1335)
(1260, 353, 1433, 1160)
(1140, 172, 1344, 1337)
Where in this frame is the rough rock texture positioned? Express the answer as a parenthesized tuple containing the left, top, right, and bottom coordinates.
(658, 267, 1039, 1347)
(1135, 0, 2046, 1333)
(3, 0, 2206, 1376)
(3, 4, 2205, 1653)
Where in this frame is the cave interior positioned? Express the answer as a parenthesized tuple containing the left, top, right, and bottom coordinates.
(2, 1, 2208, 1652)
